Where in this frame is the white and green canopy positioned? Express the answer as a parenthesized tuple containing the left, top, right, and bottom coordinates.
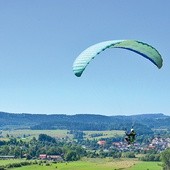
(73, 40, 163, 77)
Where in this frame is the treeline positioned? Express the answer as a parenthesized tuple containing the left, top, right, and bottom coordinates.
(161, 148, 170, 170)
(139, 154, 160, 161)
(31, 122, 154, 136)
(0, 134, 137, 162)
(0, 161, 37, 170)
(0, 134, 86, 161)
(0, 112, 170, 134)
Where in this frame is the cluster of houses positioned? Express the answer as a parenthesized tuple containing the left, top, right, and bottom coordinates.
(97, 137, 170, 152)
(148, 137, 170, 151)
(39, 154, 63, 162)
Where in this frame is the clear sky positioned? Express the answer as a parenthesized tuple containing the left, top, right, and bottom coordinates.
(0, 0, 169, 115)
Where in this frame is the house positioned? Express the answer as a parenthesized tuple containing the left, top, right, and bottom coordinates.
(148, 144, 156, 149)
(39, 154, 47, 159)
(47, 155, 63, 161)
(97, 140, 106, 145)
(39, 154, 63, 162)
(113, 142, 121, 147)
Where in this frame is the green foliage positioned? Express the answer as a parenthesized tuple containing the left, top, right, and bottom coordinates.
(0, 112, 169, 135)
(45, 163, 50, 166)
(69, 130, 85, 140)
(161, 148, 170, 170)
(0, 161, 33, 169)
(0, 166, 5, 170)
(46, 146, 62, 155)
(38, 134, 56, 143)
(139, 154, 160, 161)
(112, 152, 121, 158)
(64, 150, 79, 161)
(121, 152, 136, 158)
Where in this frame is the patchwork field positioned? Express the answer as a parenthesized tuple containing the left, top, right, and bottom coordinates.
(1, 130, 71, 141)
(0, 129, 124, 141)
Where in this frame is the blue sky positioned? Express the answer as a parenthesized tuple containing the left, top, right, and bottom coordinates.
(0, 0, 169, 115)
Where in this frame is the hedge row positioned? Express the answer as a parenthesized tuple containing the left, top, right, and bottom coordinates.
(0, 160, 38, 170)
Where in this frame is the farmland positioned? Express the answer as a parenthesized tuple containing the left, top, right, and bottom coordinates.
(0, 129, 124, 141)
(0, 159, 26, 166)
(1, 130, 72, 140)
(0, 158, 161, 170)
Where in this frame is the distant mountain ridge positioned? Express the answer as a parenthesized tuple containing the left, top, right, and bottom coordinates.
(0, 112, 169, 133)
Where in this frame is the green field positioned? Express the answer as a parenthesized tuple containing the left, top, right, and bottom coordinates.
(0, 158, 162, 170)
(84, 130, 124, 139)
(126, 161, 162, 170)
(12, 161, 162, 170)
(1, 130, 72, 141)
(0, 129, 124, 141)
(0, 159, 26, 166)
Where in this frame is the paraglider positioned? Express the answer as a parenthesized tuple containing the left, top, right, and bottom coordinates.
(73, 40, 163, 77)
(125, 128, 136, 145)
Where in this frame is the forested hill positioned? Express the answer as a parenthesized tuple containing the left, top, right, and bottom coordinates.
(0, 112, 169, 133)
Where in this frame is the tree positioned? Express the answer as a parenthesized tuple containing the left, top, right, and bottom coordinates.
(47, 146, 62, 155)
(28, 146, 37, 158)
(121, 152, 135, 158)
(161, 149, 170, 170)
(14, 146, 22, 158)
(64, 151, 79, 161)
(112, 152, 121, 158)
(0, 145, 10, 155)
(139, 154, 160, 161)
(38, 134, 56, 143)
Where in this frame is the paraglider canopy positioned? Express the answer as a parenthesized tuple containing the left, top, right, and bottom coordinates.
(73, 40, 163, 77)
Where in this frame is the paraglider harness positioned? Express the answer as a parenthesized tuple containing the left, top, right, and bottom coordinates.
(125, 128, 136, 145)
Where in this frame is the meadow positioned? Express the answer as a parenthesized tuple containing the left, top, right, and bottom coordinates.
(1, 130, 72, 141)
(126, 161, 162, 170)
(0, 159, 26, 166)
(84, 130, 124, 139)
(0, 158, 162, 170)
(1, 129, 124, 141)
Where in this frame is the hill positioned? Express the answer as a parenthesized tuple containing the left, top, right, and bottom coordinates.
(0, 112, 169, 134)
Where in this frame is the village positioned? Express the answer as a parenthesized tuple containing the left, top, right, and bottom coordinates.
(97, 137, 170, 153)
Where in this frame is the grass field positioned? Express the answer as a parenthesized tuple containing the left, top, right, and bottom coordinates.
(0, 129, 124, 141)
(0, 158, 162, 170)
(84, 130, 124, 139)
(1, 130, 72, 141)
(126, 161, 162, 170)
(0, 159, 26, 166)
